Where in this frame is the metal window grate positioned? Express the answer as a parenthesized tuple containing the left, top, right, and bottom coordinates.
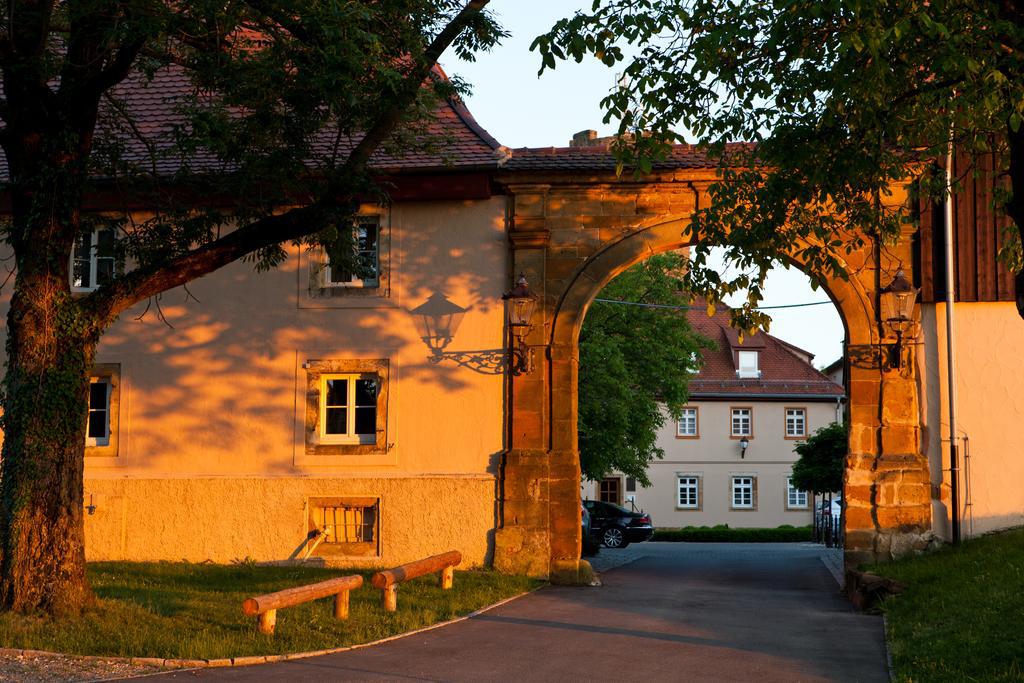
(317, 504, 376, 544)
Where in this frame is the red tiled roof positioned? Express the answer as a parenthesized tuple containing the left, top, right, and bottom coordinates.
(687, 301, 844, 399)
(501, 143, 755, 172)
(0, 65, 507, 181)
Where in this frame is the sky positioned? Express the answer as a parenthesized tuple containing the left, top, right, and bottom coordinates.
(445, 2, 845, 367)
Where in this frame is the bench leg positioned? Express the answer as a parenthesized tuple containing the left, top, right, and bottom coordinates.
(334, 590, 350, 620)
(440, 566, 454, 590)
(382, 585, 397, 612)
(258, 609, 277, 635)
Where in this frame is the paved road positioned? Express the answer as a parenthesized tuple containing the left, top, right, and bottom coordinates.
(148, 543, 888, 682)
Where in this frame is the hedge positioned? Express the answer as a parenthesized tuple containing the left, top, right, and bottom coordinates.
(652, 524, 812, 543)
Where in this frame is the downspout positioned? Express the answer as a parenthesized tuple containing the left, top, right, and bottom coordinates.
(943, 134, 961, 545)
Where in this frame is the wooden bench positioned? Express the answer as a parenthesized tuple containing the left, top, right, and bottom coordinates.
(242, 574, 364, 634)
(371, 551, 462, 612)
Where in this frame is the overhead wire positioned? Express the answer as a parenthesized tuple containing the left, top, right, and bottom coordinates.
(591, 298, 834, 311)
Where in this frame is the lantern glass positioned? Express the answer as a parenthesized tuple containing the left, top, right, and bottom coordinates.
(879, 290, 898, 324)
(508, 296, 537, 328)
(895, 291, 915, 320)
(880, 271, 918, 331)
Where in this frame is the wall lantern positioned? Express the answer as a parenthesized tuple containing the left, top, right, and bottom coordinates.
(879, 270, 919, 370)
(502, 273, 538, 375)
(410, 292, 468, 361)
(739, 437, 749, 458)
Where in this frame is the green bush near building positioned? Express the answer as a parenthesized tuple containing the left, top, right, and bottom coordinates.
(868, 527, 1024, 683)
(652, 525, 812, 543)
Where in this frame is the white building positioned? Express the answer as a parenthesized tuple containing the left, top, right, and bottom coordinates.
(586, 304, 845, 529)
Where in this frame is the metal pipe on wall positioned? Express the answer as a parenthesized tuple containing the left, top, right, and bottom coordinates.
(943, 137, 961, 545)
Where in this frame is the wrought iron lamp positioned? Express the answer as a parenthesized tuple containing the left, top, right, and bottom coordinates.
(502, 273, 538, 375)
(739, 437, 750, 458)
(879, 270, 919, 370)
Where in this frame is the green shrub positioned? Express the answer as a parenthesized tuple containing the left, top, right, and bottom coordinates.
(651, 525, 812, 543)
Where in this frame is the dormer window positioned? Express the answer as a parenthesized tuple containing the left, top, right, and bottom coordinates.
(737, 351, 760, 378)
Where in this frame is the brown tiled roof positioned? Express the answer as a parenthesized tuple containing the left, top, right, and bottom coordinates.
(501, 143, 754, 172)
(0, 65, 506, 181)
(687, 300, 844, 399)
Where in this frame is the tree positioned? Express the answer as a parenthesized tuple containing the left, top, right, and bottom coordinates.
(535, 0, 1024, 330)
(578, 252, 710, 485)
(791, 422, 848, 495)
(0, 0, 503, 615)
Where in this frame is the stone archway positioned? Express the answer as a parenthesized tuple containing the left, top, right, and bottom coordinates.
(493, 174, 934, 583)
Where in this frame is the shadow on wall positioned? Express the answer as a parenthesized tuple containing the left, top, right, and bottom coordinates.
(91, 200, 509, 477)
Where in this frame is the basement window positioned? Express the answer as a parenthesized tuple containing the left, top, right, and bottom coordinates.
(309, 497, 379, 557)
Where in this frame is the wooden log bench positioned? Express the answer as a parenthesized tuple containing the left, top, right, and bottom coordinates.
(371, 551, 462, 612)
(242, 574, 363, 635)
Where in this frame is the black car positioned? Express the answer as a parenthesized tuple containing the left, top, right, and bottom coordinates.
(583, 499, 654, 548)
(581, 504, 601, 557)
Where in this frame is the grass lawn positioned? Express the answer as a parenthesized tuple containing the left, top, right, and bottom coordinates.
(868, 527, 1024, 682)
(652, 525, 811, 542)
(0, 562, 540, 660)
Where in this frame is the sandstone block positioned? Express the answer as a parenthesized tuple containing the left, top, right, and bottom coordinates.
(844, 505, 875, 530)
(881, 425, 919, 455)
(876, 505, 930, 530)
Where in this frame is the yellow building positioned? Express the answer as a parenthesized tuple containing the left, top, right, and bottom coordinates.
(1, 75, 1020, 574)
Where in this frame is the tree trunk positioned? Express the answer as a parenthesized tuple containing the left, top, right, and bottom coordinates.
(0, 266, 98, 614)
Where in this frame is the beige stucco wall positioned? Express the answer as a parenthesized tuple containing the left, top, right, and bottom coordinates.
(1, 196, 509, 567)
(586, 400, 842, 528)
(920, 301, 1024, 539)
(83, 476, 495, 567)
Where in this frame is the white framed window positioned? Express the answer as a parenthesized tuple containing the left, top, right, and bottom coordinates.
(787, 477, 809, 509)
(785, 408, 807, 438)
(731, 476, 755, 509)
(324, 219, 380, 288)
(731, 407, 752, 437)
(677, 476, 700, 509)
(319, 374, 379, 444)
(87, 378, 111, 447)
(737, 350, 760, 378)
(677, 407, 699, 437)
(72, 227, 116, 292)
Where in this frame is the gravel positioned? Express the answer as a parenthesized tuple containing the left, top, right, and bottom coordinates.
(0, 652, 165, 682)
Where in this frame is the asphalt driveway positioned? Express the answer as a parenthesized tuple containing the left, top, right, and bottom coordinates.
(146, 543, 888, 682)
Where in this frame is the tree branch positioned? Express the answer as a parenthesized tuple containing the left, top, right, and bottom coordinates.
(79, 38, 148, 100)
(339, 0, 490, 176)
(84, 0, 491, 323)
(84, 201, 331, 324)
